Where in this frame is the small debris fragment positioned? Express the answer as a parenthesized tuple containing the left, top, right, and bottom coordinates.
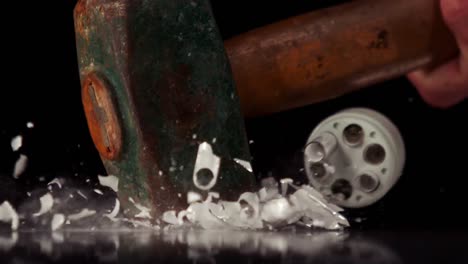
(187, 191, 202, 204)
(104, 199, 120, 219)
(0, 201, 19, 230)
(68, 208, 96, 221)
(13, 154, 28, 178)
(94, 189, 103, 195)
(98, 175, 119, 192)
(33, 193, 54, 217)
(129, 198, 152, 219)
(11, 135, 22, 152)
(47, 178, 63, 189)
(26, 122, 34, 128)
(77, 191, 88, 200)
(234, 158, 253, 173)
(0, 232, 18, 251)
(162, 210, 181, 225)
(51, 214, 65, 231)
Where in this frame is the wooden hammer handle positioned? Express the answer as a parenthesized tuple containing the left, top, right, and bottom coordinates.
(226, 0, 458, 117)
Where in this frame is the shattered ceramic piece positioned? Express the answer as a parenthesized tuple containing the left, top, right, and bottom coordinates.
(33, 193, 54, 217)
(11, 136, 22, 152)
(129, 198, 152, 219)
(47, 178, 63, 189)
(51, 214, 65, 231)
(104, 199, 120, 219)
(234, 158, 253, 173)
(187, 191, 203, 204)
(98, 175, 119, 192)
(193, 142, 220, 191)
(68, 209, 96, 221)
(13, 154, 28, 179)
(0, 201, 19, 230)
(163, 178, 349, 231)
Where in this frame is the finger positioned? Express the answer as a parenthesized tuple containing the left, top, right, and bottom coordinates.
(408, 59, 467, 108)
(407, 0, 468, 108)
(441, 0, 468, 56)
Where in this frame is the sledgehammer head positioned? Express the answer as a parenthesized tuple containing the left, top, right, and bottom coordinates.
(74, 0, 255, 219)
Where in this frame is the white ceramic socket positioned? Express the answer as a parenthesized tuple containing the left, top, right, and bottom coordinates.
(304, 108, 405, 208)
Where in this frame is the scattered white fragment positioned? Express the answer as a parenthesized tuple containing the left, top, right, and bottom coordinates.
(11, 135, 22, 152)
(47, 178, 63, 189)
(162, 210, 181, 225)
(193, 142, 220, 191)
(164, 179, 349, 231)
(187, 191, 202, 204)
(234, 158, 253, 173)
(98, 175, 119, 192)
(249, 140, 254, 144)
(192, 134, 197, 139)
(0, 201, 19, 230)
(280, 178, 294, 196)
(261, 197, 300, 225)
(68, 208, 96, 221)
(26, 192, 31, 197)
(86, 179, 90, 183)
(51, 214, 65, 231)
(33, 193, 54, 217)
(77, 190, 88, 200)
(94, 189, 104, 195)
(0, 232, 18, 251)
(13, 154, 28, 179)
(237, 192, 263, 228)
(185, 202, 226, 229)
(159, 170, 163, 176)
(26, 122, 34, 128)
(129, 198, 152, 219)
(212, 138, 217, 144)
(205, 192, 220, 203)
(178, 193, 182, 198)
(104, 199, 120, 219)
(39, 176, 45, 182)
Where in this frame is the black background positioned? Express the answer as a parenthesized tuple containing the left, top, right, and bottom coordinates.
(0, 0, 467, 230)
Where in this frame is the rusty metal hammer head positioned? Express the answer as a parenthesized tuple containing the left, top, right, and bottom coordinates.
(74, 0, 256, 219)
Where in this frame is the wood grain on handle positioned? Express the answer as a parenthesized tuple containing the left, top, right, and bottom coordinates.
(226, 0, 458, 117)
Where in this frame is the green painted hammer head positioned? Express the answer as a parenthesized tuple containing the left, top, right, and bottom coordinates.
(74, 0, 256, 219)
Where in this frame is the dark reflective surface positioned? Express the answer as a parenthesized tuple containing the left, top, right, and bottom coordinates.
(0, 229, 467, 263)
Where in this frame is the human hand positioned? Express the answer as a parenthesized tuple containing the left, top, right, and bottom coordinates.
(407, 0, 468, 108)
